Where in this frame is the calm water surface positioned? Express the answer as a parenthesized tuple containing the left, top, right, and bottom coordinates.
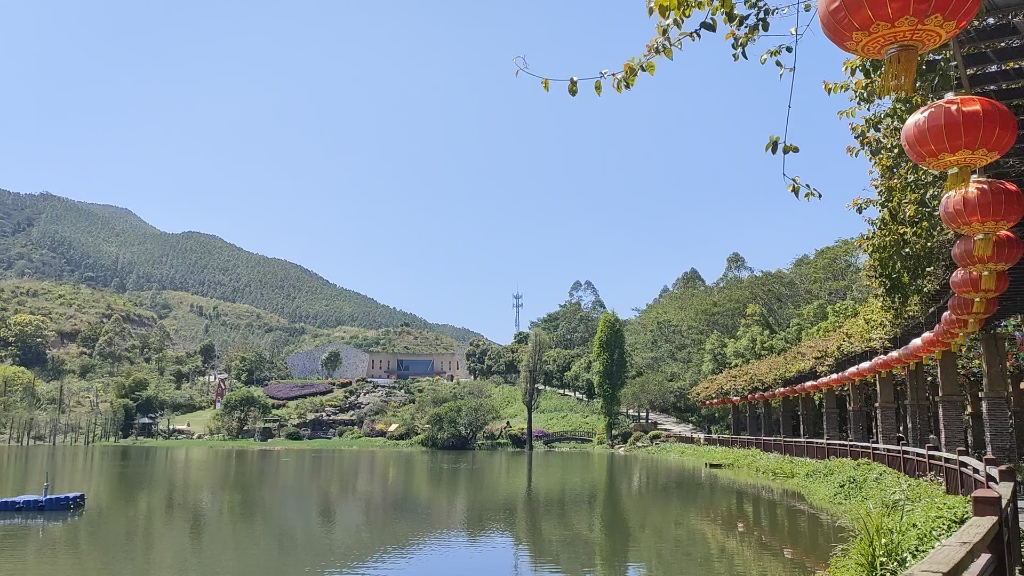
(0, 447, 842, 575)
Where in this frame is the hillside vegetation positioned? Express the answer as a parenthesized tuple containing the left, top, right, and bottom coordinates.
(0, 189, 479, 341)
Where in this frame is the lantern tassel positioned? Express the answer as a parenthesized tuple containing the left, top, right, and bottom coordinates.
(951, 340, 960, 353)
(973, 233, 994, 257)
(981, 271, 996, 291)
(881, 45, 918, 97)
(968, 319, 980, 332)
(935, 349, 943, 359)
(945, 166, 972, 192)
(972, 298, 987, 314)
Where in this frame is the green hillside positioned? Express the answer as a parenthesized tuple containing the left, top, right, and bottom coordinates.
(0, 280, 462, 356)
(0, 189, 480, 341)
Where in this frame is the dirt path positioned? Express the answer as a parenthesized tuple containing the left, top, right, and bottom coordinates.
(540, 385, 701, 435)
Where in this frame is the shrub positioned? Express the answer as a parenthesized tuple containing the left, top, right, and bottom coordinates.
(532, 428, 550, 439)
(627, 431, 647, 447)
(593, 433, 606, 445)
(281, 426, 303, 441)
(335, 379, 353, 388)
(422, 398, 497, 450)
(341, 428, 363, 440)
(386, 425, 415, 441)
(262, 382, 332, 401)
(507, 428, 528, 449)
(648, 430, 664, 442)
(270, 400, 288, 409)
(481, 425, 501, 441)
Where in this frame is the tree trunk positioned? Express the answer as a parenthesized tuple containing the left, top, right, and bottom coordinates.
(605, 419, 613, 446)
(526, 408, 534, 452)
(645, 409, 650, 423)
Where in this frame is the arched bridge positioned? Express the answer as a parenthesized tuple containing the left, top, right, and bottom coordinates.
(542, 430, 596, 445)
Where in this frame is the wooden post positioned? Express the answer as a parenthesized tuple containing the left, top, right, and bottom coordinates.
(730, 403, 741, 436)
(980, 331, 1017, 463)
(876, 372, 899, 445)
(936, 350, 967, 454)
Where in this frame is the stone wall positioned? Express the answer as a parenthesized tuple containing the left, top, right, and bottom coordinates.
(286, 343, 369, 380)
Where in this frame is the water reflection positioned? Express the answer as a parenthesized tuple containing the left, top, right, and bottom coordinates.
(0, 447, 842, 575)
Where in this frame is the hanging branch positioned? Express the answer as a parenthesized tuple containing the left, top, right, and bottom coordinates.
(513, 0, 821, 199)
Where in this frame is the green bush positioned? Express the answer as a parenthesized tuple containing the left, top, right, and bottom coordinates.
(386, 425, 415, 441)
(280, 426, 303, 441)
(342, 428, 363, 439)
(627, 431, 647, 446)
(593, 433, 606, 445)
(647, 430, 664, 442)
(422, 398, 497, 450)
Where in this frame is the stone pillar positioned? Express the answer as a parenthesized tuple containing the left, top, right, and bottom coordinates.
(875, 372, 899, 445)
(822, 388, 840, 440)
(730, 403, 741, 436)
(980, 331, 1017, 463)
(779, 397, 795, 437)
(905, 364, 925, 448)
(967, 380, 987, 455)
(760, 399, 774, 437)
(936, 350, 966, 453)
(799, 393, 817, 438)
(746, 402, 760, 437)
(847, 381, 868, 442)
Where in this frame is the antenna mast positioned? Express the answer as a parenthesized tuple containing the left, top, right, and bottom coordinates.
(512, 290, 523, 333)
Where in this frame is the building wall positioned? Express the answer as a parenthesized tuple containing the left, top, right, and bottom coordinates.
(287, 344, 468, 381)
(285, 343, 368, 380)
(365, 352, 469, 380)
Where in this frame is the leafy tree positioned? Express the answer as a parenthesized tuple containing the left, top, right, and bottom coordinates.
(593, 312, 627, 444)
(217, 387, 271, 437)
(320, 348, 342, 378)
(422, 398, 497, 450)
(566, 355, 596, 401)
(519, 329, 549, 452)
(532, 280, 606, 351)
(464, 338, 493, 379)
(0, 364, 35, 410)
(1, 313, 52, 368)
(542, 347, 578, 390)
(94, 315, 133, 368)
(229, 347, 287, 386)
(197, 340, 217, 369)
(110, 397, 136, 438)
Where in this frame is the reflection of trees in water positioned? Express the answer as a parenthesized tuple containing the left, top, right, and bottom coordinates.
(1, 448, 843, 576)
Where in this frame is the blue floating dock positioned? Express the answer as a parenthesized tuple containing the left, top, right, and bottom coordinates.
(0, 493, 85, 512)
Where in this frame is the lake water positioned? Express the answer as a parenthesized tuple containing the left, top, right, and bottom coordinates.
(0, 446, 842, 575)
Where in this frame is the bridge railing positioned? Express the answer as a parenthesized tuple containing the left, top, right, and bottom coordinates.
(544, 430, 596, 441)
(668, 434, 1020, 575)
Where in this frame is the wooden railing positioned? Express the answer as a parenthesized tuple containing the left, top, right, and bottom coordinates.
(542, 430, 595, 445)
(669, 434, 1020, 575)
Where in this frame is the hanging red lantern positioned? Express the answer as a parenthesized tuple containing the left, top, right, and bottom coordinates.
(858, 361, 876, 379)
(948, 295, 998, 332)
(952, 231, 1024, 291)
(898, 346, 921, 366)
(908, 337, 929, 360)
(941, 310, 984, 337)
(920, 331, 948, 357)
(754, 393, 766, 402)
(950, 268, 1009, 299)
(933, 323, 958, 345)
(818, 0, 981, 96)
(886, 350, 907, 369)
(766, 391, 777, 400)
(844, 366, 861, 382)
(940, 179, 1024, 254)
(902, 98, 1018, 191)
(732, 397, 741, 405)
(872, 353, 896, 375)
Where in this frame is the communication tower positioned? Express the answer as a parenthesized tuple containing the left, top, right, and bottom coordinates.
(512, 291, 523, 333)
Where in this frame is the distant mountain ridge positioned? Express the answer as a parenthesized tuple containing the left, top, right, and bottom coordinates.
(0, 189, 481, 341)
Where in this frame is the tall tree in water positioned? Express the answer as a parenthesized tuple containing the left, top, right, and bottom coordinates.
(593, 312, 627, 445)
(519, 328, 549, 452)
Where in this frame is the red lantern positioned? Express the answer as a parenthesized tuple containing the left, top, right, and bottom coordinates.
(949, 295, 998, 332)
(844, 366, 861, 382)
(873, 354, 896, 375)
(753, 393, 764, 401)
(941, 311, 984, 336)
(818, 0, 981, 96)
(732, 397, 742, 405)
(952, 232, 1024, 289)
(766, 391, 777, 400)
(898, 346, 921, 366)
(858, 361, 875, 379)
(933, 323, 957, 344)
(950, 268, 1009, 301)
(940, 179, 1024, 254)
(902, 99, 1018, 191)
(920, 331, 947, 357)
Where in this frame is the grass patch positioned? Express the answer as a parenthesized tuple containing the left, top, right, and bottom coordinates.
(169, 409, 217, 431)
(490, 385, 604, 432)
(634, 443, 970, 576)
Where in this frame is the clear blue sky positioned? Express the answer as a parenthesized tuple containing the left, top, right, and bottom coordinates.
(0, 2, 869, 343)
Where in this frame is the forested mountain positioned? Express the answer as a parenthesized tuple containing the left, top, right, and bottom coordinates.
(0, 190, 479, 341)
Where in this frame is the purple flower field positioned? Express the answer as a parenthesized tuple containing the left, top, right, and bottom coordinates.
(262, 382, 333, 401)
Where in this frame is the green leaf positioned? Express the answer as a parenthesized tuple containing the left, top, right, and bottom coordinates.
(657, 2, 670, 19)
(594, 79, 602, 97)
(568, 77, 579, 97)
(700, 20, 717, 33)
(646, 61, 656, 76)
(664, 47, 674, 61)
(770, 140, 779, 155)
(541, 78, 550, 93)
